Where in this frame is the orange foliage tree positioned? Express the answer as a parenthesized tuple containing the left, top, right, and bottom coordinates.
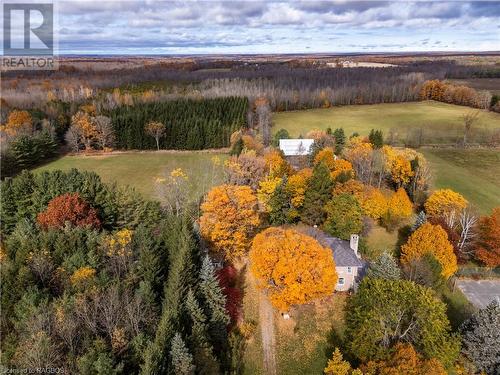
(286, 168, 312, 209)
(314, 147, 336, 170)
(70, 111, 98, 150)
(331, 159, 354, 180)
(475, 207, 500, 267)
(37, 193, 101, 230)
(250, 227, 337, 310)
(384, 188, 413, 226)
(362, 343, 447, 375)
(200, 185, 260, 260)
(401, 222, 458, 278)
(360, 187, 388, 220)
(1, 110, 32, 137)
(425, 189, 468, 218)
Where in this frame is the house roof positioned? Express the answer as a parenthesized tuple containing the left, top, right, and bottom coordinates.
(299, 226, 365, 267)
(279, 139, 314, 156)
(324, 237, 364, 267)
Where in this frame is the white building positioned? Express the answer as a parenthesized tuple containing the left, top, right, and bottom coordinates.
(279, 139, 314, 156)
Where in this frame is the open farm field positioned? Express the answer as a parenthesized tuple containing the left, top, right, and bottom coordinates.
(34, 151, 227, 199)
(273, 101, 500, 145)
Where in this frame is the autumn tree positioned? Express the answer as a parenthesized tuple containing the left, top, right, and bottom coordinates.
(461, 111, 479, 146)
(200, 185, 260, 260)
(324, 193, 363, 240)
(145, 121, 166, 151)
(264, 149, 292, 178)
(286, 168, 312, 214)
(425, 189, 468, 225)
(362, 343, 447, 375)
(1, 110, 32, 137)
(314, 147, 336, 170)
(250, 227, 337, 310)
(224, 152, 267, 190)
(383, 188, 413, 228)
(359, 187, 387, 220)
(255, 97, 272, 146)
(94, 115, 115, 150)
(344, 137, 374, 184)
(324, 348, 352, 375)
(70, 111, 98, 150)
(345, 278, 460, 368)
(400, 222, 458, 278)
(460, 300, 500, 375)
(301, 162, 334, 226)
(474, 207, 500, 267)
(37, 193, 101, 230)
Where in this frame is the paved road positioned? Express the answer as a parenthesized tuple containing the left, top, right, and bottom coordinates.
(456, 279, 500, 308)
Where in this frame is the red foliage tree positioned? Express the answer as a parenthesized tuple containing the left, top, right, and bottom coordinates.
(37, 193, 101, 230)
(475, 208, 500, 267)
(217, 265, 242, 324)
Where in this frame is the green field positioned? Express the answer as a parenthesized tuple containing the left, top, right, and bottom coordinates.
(35, 151, 227, 199)
(421, 148, 500, 214)
(273, 101, 500, 145)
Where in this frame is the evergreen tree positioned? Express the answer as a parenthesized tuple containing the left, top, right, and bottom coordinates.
(333, 128, 346, 154)
(366, 252, 401, 280)
(142, 218, 198, 375)
(301, 162, 333, 226)
(268, 177, 293, 225)
(368, 129, 384, 148)
(199, 256, 230, 358)
(272, 128, 290, 147)
(460, 300, 500, 375)
(185, 290, 220, 375)
(324, 193, 363, 240)
(229, 138, 244, 156)
(170, 333, 195, 375)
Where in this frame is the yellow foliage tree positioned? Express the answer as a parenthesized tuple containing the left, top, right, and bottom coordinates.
(70, 266, 96, 286)
(390, 155, 414, 188)
(250, 227, 337, 311)
(424, 189, 468, 218)
(331, 159, 354, 180)
(400, 223, 458, 278)
(257, 176, 282, 211)
(200, 185, 260, 260)
(324, 348, 352, 375)
(314, 147, 336, 170)
(264, 149, 292, 178)
(333, 179, 364, 197)
(360, 187, 388, 220)
(286, 168, 312, 208)
(71, 111, 98, 150)
(386, 188, 413, 221)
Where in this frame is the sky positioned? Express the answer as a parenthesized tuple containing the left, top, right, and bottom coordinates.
(3, 1, 500, 55)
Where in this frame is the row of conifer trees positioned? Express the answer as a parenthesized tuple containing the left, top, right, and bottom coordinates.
(108, 97, 248, 150)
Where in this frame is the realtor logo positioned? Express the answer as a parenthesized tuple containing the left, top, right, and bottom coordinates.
(2, 2, 57, 70)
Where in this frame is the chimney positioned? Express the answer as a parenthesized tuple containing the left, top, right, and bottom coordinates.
(350, 234, 359, 258)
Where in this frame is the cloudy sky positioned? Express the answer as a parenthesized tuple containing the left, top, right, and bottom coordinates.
(5, 1, 500, 54)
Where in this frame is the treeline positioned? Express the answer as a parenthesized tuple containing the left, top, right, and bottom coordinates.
(108, 97, 248, 150)
(0, 169, 238, 374)
(420, 79, 492, 109)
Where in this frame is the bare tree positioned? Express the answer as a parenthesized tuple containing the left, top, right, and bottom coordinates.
(462, 111, 479, 147)
(94, 115, 115, 149)
(145, 121, 166, 151)
(64, 125, 81, 153)
(458, 209, 478, 254)
(255, 98, 271, 146)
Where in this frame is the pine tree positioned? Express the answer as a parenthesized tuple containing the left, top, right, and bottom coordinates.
(199, 256, 230, 358)
(333, 128, 346, 154)
(142, 218, 198, 375)
(366, 252, 401, 280)
(170, 333, 195, 375)
(460, 300, 500, 375)
(301, 162, 333, 226)
(369, 129, 384, 148)
(229, 137, 244, 156)
(268, 177, 292, 225)
(185, 290, 220, 375)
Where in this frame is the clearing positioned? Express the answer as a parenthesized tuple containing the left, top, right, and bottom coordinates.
(421, 148, 500, 214)
(273, 101, 500, 145)
(35, 151, 227, 199)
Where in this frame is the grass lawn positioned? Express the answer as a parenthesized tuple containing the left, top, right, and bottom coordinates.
(34, 151, 227, 200)
(421, 148, 500, 214)
(274, 295, 348, 375)
(273, 101, 500, 145)
(365, 225, 400, 259)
